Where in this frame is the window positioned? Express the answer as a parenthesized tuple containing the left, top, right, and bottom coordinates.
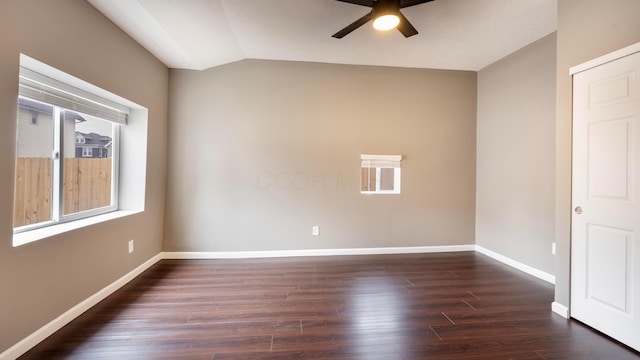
(13, 64, 129, 233)
(82, 146, 93, 158)
(361, 154, 402, 194)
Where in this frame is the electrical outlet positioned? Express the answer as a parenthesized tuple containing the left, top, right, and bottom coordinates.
(128, 240, 134, 254)
(312, 226, 319, 236)
(551, 242, 556, 255)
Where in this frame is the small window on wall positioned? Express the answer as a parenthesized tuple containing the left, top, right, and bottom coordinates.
(361, 154, 401, 194)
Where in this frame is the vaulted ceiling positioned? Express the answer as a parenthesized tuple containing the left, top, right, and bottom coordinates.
(88, 0, 557, 71)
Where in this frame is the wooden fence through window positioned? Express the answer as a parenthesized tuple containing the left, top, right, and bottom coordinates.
(13, 157, 112, 228)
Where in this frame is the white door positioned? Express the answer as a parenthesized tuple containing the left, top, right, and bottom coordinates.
(572, 48, 640, 351)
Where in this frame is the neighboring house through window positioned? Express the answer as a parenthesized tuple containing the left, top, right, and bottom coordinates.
(75, 132, 112, 158)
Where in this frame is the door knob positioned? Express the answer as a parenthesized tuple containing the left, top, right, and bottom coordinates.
(575, 206, 583, 214)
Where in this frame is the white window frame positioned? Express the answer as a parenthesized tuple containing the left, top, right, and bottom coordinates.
(361, 154, 402, 194)
(13, 57, 127, 235)
(14, 98, 122, 234)
(13, 54, 149, 248)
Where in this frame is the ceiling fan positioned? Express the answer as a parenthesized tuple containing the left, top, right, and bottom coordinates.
(332, 0, 434, 39)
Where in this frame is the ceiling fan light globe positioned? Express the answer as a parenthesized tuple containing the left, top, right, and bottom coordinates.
(373, 14, 400, 31)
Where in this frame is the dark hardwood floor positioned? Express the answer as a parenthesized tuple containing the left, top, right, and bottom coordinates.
(20, 252, 639, 359)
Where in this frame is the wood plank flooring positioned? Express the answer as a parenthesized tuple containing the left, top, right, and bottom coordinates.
(19, 252, 640, 359)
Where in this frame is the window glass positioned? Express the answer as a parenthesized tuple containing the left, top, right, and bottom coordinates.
(361, 167, 376, 192)
(379, 168, 395, 191)
(64, 112, 115, 216)
(13, 98, 54, 228)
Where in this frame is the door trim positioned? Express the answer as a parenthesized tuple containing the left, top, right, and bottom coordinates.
(571, 41, 640, 75)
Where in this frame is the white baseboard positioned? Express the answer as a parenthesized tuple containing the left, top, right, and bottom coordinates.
(0, 254, 163, 360)
(475, 245, 556, 284)
(552, 301, 570, 319)
(162, 244, 476, 259)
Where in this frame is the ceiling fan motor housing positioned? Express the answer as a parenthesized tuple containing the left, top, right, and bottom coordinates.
(373, 0, 402, 17)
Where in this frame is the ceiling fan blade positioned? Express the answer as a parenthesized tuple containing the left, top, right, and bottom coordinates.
(400, 0, 434, 8)
(396, 11, 418, 37)
(332, 12, 374, 38)
(336, 0, 375, 7)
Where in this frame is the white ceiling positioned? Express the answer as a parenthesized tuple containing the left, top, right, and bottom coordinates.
(88, 0, 557, 71)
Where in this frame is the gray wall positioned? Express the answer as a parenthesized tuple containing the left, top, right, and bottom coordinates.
(164, 60, 477, 252)
(0, 0, 168, 353)
(476, 33, 557, 275)
(554, 0, 640, 308)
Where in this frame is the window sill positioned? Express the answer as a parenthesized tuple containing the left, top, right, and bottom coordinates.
(12, 210, 141, 247)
